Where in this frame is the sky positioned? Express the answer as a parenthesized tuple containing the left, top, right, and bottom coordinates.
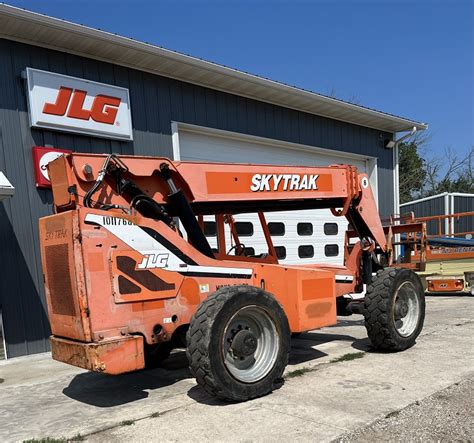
(5, 0, 473, 160)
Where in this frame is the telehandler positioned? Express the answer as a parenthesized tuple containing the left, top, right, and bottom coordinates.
(39, 153, 425, 401)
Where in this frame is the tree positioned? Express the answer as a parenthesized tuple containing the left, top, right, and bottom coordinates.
(398, 141, 427, 203)
(398, 132, 473, 203)
(423, 146, 473, 195)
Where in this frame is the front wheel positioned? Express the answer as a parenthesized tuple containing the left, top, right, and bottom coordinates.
(186, 285, 290, 401)
(364, 268, 425, 352)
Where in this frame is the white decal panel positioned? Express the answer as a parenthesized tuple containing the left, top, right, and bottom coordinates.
(85, 213, 252, 277)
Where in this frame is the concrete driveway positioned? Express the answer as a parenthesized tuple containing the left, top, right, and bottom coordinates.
(0, 296, 472, 442)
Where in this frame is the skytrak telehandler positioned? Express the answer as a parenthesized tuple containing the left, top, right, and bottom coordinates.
(39, 153, 425, 401)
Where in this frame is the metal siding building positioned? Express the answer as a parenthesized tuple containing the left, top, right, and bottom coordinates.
(401, 193, 474, 237)
(0, 5, 426, 358)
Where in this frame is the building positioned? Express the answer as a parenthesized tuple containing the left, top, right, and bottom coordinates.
(0, 4, 427, 358)
(401, 193, 474, 237)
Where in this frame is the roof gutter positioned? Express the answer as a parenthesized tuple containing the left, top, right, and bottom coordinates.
(0, 4, 428, 134)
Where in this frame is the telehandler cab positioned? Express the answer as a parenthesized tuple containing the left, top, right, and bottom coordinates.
(39, 153, 425, 401)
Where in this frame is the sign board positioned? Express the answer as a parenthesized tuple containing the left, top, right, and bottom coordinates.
(26, 68, 133, 141)
(32, 146, 72, 188)
(0, 171, 14, 200)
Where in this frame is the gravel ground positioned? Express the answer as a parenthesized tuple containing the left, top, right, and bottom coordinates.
(335, 377, 474, 442)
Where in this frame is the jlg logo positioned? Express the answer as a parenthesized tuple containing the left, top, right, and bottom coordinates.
(42, 87, 121, 125)
(137, 253, 170, 270)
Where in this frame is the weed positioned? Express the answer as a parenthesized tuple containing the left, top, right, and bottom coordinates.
(120, 420, 135, 426)
(285, 367, 316, 379)
(330, 352, 365, 363)
(23, 439, 66, 443)
(151, 412, 160, 418)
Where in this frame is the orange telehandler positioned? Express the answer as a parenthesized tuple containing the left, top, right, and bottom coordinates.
(39, 153, 425, 401)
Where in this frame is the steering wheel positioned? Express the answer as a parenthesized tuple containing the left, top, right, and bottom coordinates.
(227, 243, 246, 256)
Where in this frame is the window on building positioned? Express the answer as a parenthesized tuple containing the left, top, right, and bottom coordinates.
(298, 245, 314, 258)
(274, 246, 287, 260)
(297, 222, 313, 236)
(204, 221, 217, 237)
(235, 222, 254, 237)
(325, 244, 339, 257)
(268, 222, 285, 236)
(324, 223, 338, 236)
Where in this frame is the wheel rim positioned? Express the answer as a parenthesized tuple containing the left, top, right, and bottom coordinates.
(393, 281, 420, 337)
(222, 305, 279, 384)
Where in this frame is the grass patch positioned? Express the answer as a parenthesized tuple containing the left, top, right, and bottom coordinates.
(120, 420, 135, 426)
(23, 439, 66, 443)
(285, 367, 316, 379)
(24, 435, 85, 443)
(330, 352, 365, 363)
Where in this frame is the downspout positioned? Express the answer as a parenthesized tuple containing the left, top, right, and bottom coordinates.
(389, 127, 418, 262)
(389, 126, 418, 215)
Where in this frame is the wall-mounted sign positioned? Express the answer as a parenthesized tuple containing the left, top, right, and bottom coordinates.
(0, 171, 14, 201)
(32, 146, 72, 188)
(26, 68, 133, 141)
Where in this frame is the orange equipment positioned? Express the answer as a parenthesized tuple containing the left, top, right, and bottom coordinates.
(389, 211, 474, 294)
(39, 153, 426, 401)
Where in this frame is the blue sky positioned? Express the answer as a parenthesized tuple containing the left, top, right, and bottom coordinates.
(6, 0, 473, 159)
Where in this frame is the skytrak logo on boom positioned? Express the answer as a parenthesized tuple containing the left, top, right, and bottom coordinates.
(42, 86, 121, 125)
(250, 173, 319, 192)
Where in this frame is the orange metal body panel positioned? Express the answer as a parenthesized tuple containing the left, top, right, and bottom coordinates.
(426, 278, 465, 293)
(39, 210, 91, 342)
(51, 335, 144, 374)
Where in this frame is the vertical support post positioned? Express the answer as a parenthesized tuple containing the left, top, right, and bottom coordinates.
(392, 139, 401, 261)
(444, 193, 449, 236)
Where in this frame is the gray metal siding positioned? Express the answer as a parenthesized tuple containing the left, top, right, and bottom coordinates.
(453, 196, 474, 234)
(402, 195, 473, 236)
(401, 196, 446, 236)
(0, 38, 394, 357)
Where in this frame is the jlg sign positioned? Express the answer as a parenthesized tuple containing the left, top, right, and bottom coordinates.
(43, 87, 121, 125)
(26, 68, 133, 141)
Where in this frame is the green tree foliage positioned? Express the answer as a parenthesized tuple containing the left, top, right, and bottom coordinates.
(398, 142, 426, 203)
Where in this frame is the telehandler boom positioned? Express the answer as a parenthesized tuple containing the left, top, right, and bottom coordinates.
(39, 153, 425, 401)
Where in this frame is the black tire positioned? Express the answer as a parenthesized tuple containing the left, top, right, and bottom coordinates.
(364, 268, 425, 352)
(144, 341, 174, 368)
(186, 285, 290, 402)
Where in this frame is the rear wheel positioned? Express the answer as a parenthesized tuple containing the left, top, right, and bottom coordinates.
(364, 268, 425, 351)
(186, 285, 290, 401)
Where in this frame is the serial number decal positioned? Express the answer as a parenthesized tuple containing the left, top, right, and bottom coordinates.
(45, 229, 68, 240)
(137, 252, 170, 269)
(250, 174, 319, 192)
(102, 216, 134, 226)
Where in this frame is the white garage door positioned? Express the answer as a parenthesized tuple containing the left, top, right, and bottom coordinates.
(175, 126, 377, 265)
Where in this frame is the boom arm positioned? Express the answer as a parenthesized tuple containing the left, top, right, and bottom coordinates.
(48, 153, 387, 252)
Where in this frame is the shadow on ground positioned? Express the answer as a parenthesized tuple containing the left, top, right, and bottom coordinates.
(62, 351, 191, 407)
(63, 321, 373, 408)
